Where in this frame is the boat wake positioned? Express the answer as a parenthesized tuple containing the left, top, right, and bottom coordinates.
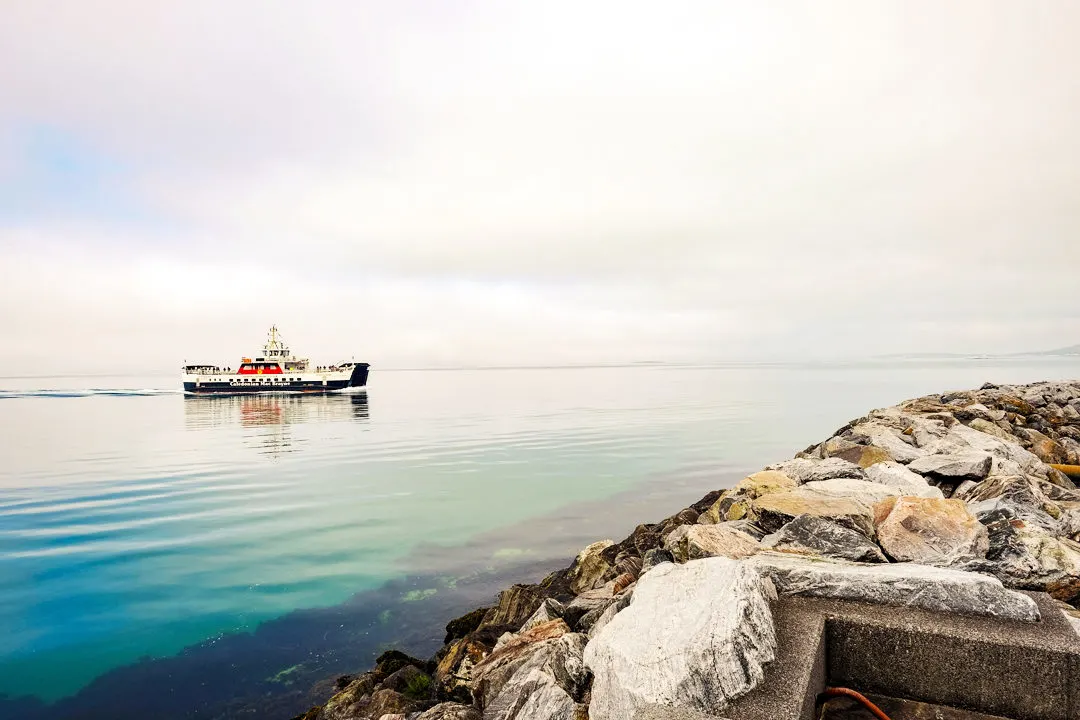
(0, 389, 182, 399)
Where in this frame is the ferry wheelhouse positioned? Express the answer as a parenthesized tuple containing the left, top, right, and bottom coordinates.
(182, 326, 369, 394)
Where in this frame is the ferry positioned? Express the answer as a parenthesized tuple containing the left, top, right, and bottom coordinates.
(181, 326, 369, 395)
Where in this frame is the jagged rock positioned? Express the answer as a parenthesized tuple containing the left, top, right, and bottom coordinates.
(481, 585, 546, 631)
(567, 540, 614, 595)
(445, 607, 491, 644)
(961, 474, 1068, 529)
(320, 672, 382, 720)
(863, 461, 944, 498)
(1029, 433, 1070, 465)
(969, 418, 1016, 442)
(380, 665, 429, 695)
(377, 714, 405, 720)
(584, 557, 777, 720)
(874, 496, 988, 564)
(520, 598, 566, 633)
(767, 457, 867, 483)
(829, 444, 894, 468)
(761, 514, 887, 563)
(471, 621, 587, 720)
(908, 451, 993, 480)
(980, 515, 1080, 602)
(327, 689, 419, 720)
(434, 626, 506, 702)
(641, 547, 673, 573)
(800, 477, 904, 506)
(375, 650, 428, 677)
(702, 471, 797, 523)
(751, 484, 876, 536)
(562, 586, 614, 628)
(664, 523, 762, 562)
(849, 420, 926, 463)
(748, 551, 1039, 621)
(415, 703, 482, 720)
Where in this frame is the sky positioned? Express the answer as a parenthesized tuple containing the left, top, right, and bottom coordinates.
(1, 1, 1078, 374)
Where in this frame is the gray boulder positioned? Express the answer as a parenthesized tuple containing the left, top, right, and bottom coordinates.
(908, 451, 993, 480)
(584, 557, 777, 720)
(767, 457, 866, 483)
(748, 551, 1039, 622)
(761, 514, 887, 563)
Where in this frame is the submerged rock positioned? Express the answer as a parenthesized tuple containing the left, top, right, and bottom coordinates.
(748, 551, 1039, 621)
(874, 496, 989, 565)
(584, 557, 777, 720)
(761, 514, 887, 563)
(664, 523, 762, 562)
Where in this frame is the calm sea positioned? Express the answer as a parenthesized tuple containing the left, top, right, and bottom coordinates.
(1, 359, 1078, 718)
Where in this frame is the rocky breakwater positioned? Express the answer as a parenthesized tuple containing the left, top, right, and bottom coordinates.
(294, 380, 1080, 720)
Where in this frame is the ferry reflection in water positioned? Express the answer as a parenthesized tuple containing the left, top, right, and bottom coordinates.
(182, 391, 369, 457)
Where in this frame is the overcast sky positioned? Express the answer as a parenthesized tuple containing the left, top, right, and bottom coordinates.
(1, 1, 1078, 374)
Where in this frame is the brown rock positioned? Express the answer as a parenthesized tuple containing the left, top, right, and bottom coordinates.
(751, 486, 876, 536)
(831, 445, 894, 468)
(319, 672, 382, 720)
(969, 418, 1015, 442)
(481, 584, 545, 630)
(874, 496, 989, 564)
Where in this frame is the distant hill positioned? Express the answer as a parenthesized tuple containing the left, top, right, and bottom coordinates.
(1023, 343, 1080, 357)
(878, 343, 1080, 360)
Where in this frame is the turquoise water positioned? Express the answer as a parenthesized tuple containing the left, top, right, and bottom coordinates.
(1, 360, 1078, 717)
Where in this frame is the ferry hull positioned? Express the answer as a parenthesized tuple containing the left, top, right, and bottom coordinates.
(183, 363, 369, 395)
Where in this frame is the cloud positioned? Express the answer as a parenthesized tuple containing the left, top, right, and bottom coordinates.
(1, 1, 1079, 374)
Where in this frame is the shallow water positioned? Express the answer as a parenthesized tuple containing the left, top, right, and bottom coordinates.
(1, 360, 1077, 718)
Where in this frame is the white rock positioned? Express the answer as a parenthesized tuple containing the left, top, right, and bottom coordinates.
(748, 551, 1040, 622)
(482, 633, 589, 720)
(584, 558, 777, 720)
(863, 462, 944, 498)
(908, 451, 993, 480)
(768, 457, 865, 483)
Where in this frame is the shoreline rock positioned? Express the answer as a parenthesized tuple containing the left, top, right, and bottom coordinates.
(294, 379, 1080, 720)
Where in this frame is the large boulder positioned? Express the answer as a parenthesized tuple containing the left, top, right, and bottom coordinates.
(863, 461, 944, 498)
(908, 452, 993, 481)
(969, 418, 1016, 442)
(766, 457, 866, 484)
(701, 471, 796, 523)
(873, 496, 988, 565)
(415, 703, 482, 720)
(761, 514, 887, 563)
(750, 485, 877, 536)
(469, 618, 588, 720)
(566, 540, 614, 595)
(664, 524, 762, 562)
(584, 557, 777, 720)
(848, 420, 927, 464)
(481, 585, 547, 631)
(748, 551, 1039, 622)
